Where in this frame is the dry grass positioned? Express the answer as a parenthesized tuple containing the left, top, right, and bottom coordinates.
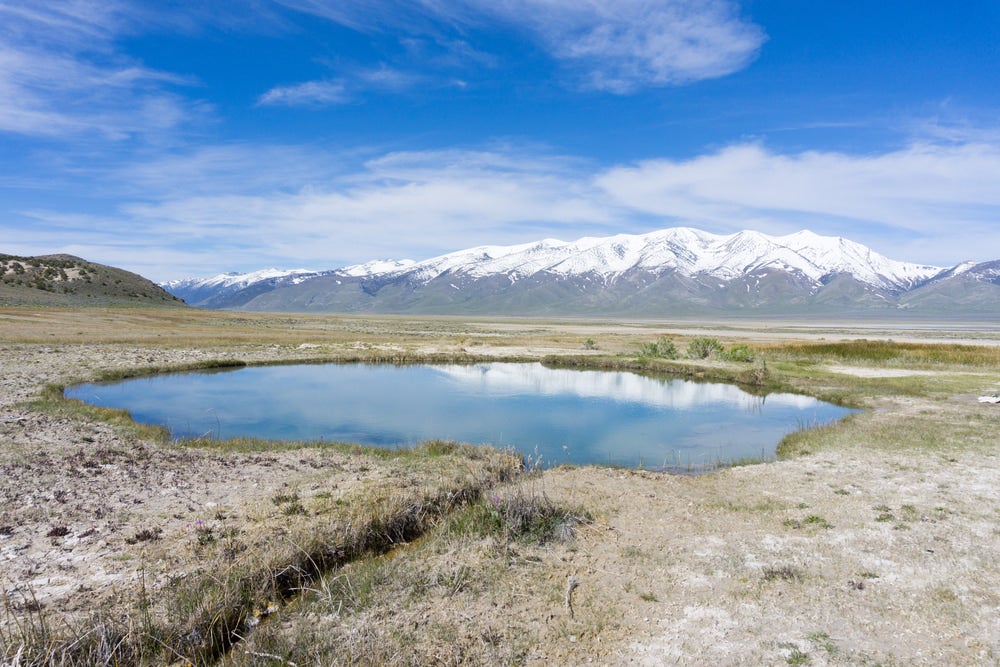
(220, 473, 591, 666)
(3, 307, 1000, 665)
(2, 442, 523, 666)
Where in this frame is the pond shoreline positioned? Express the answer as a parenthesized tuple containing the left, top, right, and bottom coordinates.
(64, 360, 853, 472)
(3, 312, 1000, 664)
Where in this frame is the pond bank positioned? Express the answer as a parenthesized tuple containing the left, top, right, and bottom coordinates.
(3, 314, 1000, 664)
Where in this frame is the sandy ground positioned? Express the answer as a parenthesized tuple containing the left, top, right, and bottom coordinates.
(825, 365, 943, 378)
(2, 337, 1000, 665)
(537, 446, 1000, 665)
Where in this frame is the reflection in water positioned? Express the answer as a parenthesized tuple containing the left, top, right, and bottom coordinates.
(66, 362, 854, 472)
(430, 364, 810, 411)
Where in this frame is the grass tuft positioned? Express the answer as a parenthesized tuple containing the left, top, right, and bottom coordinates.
(450, 479, 591, 546)
(3, 445, 523, 666)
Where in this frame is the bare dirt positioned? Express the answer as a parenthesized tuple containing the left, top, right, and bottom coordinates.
(0, 344, 409, 621)
(537, 442, 1000, 665)
(2, 325, 1000, 665)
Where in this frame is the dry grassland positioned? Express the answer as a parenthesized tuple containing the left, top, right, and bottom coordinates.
(2, 307, 1000, 665)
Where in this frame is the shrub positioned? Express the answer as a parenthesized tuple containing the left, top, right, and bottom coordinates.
(721, 344, 756, 363)
(640, 336, 678, 359)
(687, 337, 723, 359)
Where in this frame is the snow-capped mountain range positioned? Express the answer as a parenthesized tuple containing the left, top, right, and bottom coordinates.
(162, 228, 1000, 317)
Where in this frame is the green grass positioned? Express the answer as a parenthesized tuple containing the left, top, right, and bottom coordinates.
(786, 646, 810, 665)
(26, 384, 170, 444)
(447, 477, 591, 546)
(762, 565, 803, 583)
(764, 339, 1000, 368)
(778, 399, 998, 460)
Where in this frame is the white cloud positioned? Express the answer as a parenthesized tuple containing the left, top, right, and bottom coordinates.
(0, 1, 201, 139)
(270, 0, 431, 32)
(9, 137, 1000, 280)
(0, 1, 126, 48)
(257, 80, 351, 107)
(274, 0, 766, 92)
(595, 142, 1000, 236)
(476, 0, 766, 92)
(105, 147, 616, 275)
(357, 64, 423, 90)
(257, 81, 351, 106)
(107, 144, 347, 197)
(257, 65, 426, 107)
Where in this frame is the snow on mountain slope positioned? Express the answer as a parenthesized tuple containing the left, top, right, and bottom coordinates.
(163, 268, 319, 291)
(779, 231, 941, 289)
(161, 227, 952, 307)
(337, 259, 416, 277)
(334, 228, 944, 292)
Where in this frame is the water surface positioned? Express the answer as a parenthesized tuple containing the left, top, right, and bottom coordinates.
(67, 362, 853, 471)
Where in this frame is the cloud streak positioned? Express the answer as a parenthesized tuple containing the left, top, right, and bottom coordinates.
(257, 65, 427, 107)
(258, 80, 350, 107)
(478, 0, 767, 92)
(596, 142, 1000, 233)
(10, 135, 1000, 281)
(0, 0, 201, 139)
(274, 0, 766, 92)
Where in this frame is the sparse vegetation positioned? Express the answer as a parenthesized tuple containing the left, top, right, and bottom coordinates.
(449, 478, 590, 546)
(639, 335, 678, 359)
(763, 565, 802, 582)
(720, 343, 756, 363)
(762, 338, 1000, 368)
(0, 253, 182, 307)
(2, 310, 999, 665)
(686, 336, 724, 359)
(2, 440, 523, 665)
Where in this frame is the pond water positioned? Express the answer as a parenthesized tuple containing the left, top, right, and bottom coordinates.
(66, 362, 854, 471)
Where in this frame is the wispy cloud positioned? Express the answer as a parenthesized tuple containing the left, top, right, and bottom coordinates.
(273, 0, 766, 93)
(270, 0, 431, 33)
(595, 142, 1000, 236)
(0, 0, 126, 48)
(90, 144, 348, 199)
(0, 0, 202, 139)
(476, 0, 767, 92)
(10, 133, 1000, 281)
(257, 79, 351, 107)
(258, 63, 429, 107)
(115, 147, 614, 273)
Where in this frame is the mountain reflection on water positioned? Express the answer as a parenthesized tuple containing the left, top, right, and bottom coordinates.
(66, 362, 853, 472)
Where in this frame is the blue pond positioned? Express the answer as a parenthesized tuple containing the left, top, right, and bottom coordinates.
(66, 362, 854, 471)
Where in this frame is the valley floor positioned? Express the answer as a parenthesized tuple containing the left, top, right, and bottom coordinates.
(2, 309, 999, 665)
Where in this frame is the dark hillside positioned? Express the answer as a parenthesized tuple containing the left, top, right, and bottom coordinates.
(0, 253, 185, 307)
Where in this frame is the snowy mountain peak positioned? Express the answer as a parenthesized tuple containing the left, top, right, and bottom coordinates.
(158, 227, 990, 316)
(328, 228, 944, 293)
(164, 268, 318, 290)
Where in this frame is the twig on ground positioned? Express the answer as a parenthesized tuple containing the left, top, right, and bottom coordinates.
(565, 575, 579, 618)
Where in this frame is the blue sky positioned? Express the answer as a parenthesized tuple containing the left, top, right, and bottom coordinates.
(2, 0, 999, 282)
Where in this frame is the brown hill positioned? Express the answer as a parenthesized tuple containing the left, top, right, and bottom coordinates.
(0, 253, 184, 307)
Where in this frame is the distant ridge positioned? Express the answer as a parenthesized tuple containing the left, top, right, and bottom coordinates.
(161, 228, 1000, 318)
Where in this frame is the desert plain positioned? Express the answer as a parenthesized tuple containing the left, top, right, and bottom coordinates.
(2, 307, 1000, 666)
